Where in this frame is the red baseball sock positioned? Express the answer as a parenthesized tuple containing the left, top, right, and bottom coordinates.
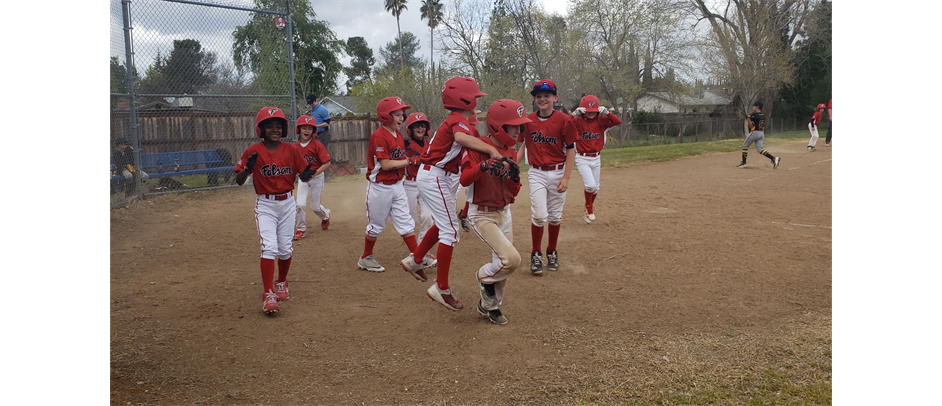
(591, 191, 598, 205)
(435, 243, 454, 290)
(547, 224, 560, 252)
(584, 190, 592, 208)
(531, 224, 544, 253)
(402, 234, 418, 254)
(415, 224, 439, 258)
(277, 257, 291, 282)
(260, 258, 275, 293)
(362, 236, 376, 259)
(459, 201, 469, 217)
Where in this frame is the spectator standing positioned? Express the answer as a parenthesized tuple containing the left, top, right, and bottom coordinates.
(306, 94, 333, 152)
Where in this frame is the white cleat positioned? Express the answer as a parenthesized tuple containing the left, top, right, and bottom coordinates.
(357, 255, 385, 272)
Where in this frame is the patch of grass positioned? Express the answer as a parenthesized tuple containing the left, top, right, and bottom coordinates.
(598, 130, 810, 168)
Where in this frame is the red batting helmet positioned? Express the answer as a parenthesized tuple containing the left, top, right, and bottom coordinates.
(817, 103, 827, 110)
(255, 107, 288, 138)
(441, 77, 487, 111)
(486, 99, 532, 147)
(530, 79, 557, 96)
(376, 96, 411, 126)
(296, 115, 316, 134)
(579, 95, 601, 113)
(405, 112, 429, 128)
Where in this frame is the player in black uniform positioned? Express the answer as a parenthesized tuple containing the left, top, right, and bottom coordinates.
(737, 101, 780, 169)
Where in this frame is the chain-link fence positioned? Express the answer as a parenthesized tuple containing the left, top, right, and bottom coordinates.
(110, 0, 296, 209)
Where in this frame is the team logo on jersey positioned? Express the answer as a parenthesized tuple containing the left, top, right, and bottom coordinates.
(389, 147, 407, 159)
(458, 122, 470, 131)
(580, 131, 600, 140)
(530, 130, 557, 145)
(268, 108, 279, 116)
(517, 106, 525, 117)
(375, 146, 385, 152)
(260, 164, 292, 177)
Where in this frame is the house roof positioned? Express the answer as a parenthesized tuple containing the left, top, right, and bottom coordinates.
(645, 90, 732, 107)
(320, 96, 359, 115)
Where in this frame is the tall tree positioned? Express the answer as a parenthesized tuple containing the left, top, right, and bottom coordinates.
(438, 0, 491, 79)
(691, 0, 814, 117)
(420, 0, 444, 77)
(343, 36, 376, 92)
(376, 31, 425, 74)
(138, 39, 218, 97)
(233, 0, 343, 102)
(775, 0, 831, 118)
(385, 0, 409, 71)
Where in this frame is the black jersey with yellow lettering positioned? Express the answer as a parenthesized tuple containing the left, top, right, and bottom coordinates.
(749, 112, 765, 132)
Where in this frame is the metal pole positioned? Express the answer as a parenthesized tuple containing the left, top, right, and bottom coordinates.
(285, 0, 298, 134)
(122, 0, 144, 201)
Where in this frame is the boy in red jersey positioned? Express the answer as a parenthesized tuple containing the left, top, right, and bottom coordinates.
(403, 112, 437, 267)
(293, 115, 332, 240)
(357, 97, 427, 277)
(235, 107, 317, 314)
(806, 103, 826, 152)
(516, 79, 578, 275)
(460, 99, 531, 324)
(570, 94, 621, 223)
(400, 76, 503, 311)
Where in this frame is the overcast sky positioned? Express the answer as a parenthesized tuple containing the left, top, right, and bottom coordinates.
(111, 0, 571, 93)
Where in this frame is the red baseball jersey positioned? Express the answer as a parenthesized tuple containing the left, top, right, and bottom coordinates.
(295, 139, 331, 170)
(828, 99, 832, 120)
(460, 137, 520, 208)
(570, 113, 622, 154)
(810, 111, 822, 127)
(366, 126, 408, 183)
(422, 112, 476, 174)
(404, 136, 427, 180)
(518, 110, 578, 167)
(235, 142, 308, 195)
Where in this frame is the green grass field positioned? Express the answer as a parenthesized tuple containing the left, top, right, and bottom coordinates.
(137, 130, 814, 191)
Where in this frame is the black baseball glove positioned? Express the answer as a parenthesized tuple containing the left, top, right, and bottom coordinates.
(244, 152, 259, 172)
(499, 157, 520, 183)
(299, 163, 316, 182)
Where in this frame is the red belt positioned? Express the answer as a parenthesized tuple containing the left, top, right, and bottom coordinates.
(375, 179, 400, 185)
(578, 152, 600, 157)
(476, 205, 506, 212)
(533, 163, 564, 171)
(263, 191, 292, 201)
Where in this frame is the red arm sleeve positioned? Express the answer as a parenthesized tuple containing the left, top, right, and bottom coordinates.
(459, 155, 486, 187)
(509, 180, 521, 197)
(605, 113, 622, 127)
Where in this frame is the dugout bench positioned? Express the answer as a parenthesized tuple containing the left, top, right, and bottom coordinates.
(110, 149, 235, 180)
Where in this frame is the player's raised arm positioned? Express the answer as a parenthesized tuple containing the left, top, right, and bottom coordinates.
(455, 131, 501, 158)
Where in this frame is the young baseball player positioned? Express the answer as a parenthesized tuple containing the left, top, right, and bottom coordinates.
(293, 115, 332, 240)
(358, 97, 426, 276)
(570, 94, 622, 223)
(235, 107, 317, 314)
(400, 76, 503, 311)
(737, 101, 781, 169)
(456, 114, 483, 233)
(806, 103, 826, 152)
(516, 79, 578, 275)
(460, 99, 530, 325)
(403, 112, 437, 267)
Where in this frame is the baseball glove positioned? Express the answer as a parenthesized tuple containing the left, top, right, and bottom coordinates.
(479, 157, 504, 177)
(244, 152, 259, 171)
(299, 163, 316, 182)
(499, 157, 520, 182)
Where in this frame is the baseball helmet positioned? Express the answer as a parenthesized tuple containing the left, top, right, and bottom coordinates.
(376, 96, 411, 126)
(405, 112, 429, 129)
(530, 79, 557, 96)
(255, 107, 288, 138)
(486, 99, 532, 147)
(441, 77, 487, 111)
(753, 101, 763, 109)
(817, 103, 827, 110)
(579, 95, 602, 113)
(296, 115, 317, 134)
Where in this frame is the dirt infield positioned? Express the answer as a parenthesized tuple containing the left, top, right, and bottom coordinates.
(111, 142, 832, 405)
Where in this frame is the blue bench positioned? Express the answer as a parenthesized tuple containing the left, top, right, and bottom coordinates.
(111, 149, 235, 180)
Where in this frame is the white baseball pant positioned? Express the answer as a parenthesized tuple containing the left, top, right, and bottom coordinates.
(575, 155, 601, 194)
(255, 192, 296, 260)
(807, 124, 819, 147)
(295, 172, 330, 232)
(403, 179, 434, 242)
(364, 181, 415, 238)
(527, 167, 567, 227)
(416, 166, 461, 246)
(469, 206, 520, 311)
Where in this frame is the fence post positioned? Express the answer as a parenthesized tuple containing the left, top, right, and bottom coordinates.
(122, 0, 144, 201)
